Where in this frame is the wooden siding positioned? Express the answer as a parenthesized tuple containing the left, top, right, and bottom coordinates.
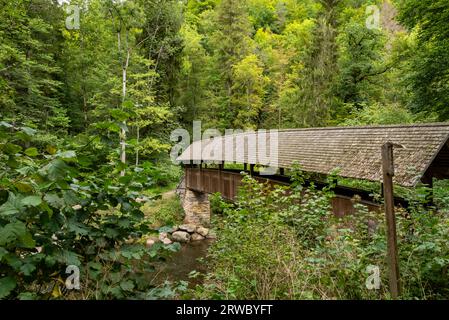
(185, 168, 380, 216)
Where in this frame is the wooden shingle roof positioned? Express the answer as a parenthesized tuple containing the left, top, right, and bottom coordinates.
(177, 123, 449, 187)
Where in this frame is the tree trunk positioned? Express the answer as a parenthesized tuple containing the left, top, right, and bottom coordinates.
(120, 48, 130, 177)
(135, 126, 140, 166)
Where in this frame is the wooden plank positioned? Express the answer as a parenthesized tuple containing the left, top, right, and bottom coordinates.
(382, 142, 401, 299)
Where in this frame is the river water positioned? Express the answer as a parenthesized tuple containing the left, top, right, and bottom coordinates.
(152, 240, 213, 287)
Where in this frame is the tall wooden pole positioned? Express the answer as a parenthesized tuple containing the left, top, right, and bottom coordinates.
(382, 142, 401, 299)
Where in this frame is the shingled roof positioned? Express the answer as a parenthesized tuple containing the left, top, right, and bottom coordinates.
(177, 123, 449, 187)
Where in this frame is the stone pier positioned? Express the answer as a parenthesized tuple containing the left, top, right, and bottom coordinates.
(181, 189, 211, 227)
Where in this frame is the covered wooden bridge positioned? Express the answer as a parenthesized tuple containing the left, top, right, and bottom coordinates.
(177, 123, 449, 216)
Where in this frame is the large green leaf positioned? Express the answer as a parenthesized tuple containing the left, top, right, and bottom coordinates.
(21, 196, 42, 207)
(24, 148, 38, 157)
(0, 221, 36, 248)
(19, 263, 36, 276)
(0, 277, 17, 299)
(44, 193, 65, 209)
(0, 192, 23, 216)
(43, 159, 71, 181)
(20, 127, 37, 136)
(2, 143, 22, 155)
(0, 248, 8, 261)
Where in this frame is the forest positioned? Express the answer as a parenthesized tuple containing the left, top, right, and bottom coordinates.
(1, 0, 449, 300)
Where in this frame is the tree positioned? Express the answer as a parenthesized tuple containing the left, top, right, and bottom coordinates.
(232, 54, 269, 129)
(212, 0, 254, 129)
(396, 0, 449, 120)
(0, 0, 66, 131)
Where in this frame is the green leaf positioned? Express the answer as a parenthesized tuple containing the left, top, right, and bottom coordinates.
(55, 250, 81, 266)
(2, 143, 22, 155)
(21, 196, 42, 207)
(67, 219, 90, 236)
(18, 292, 36, 300)
(110, 109, 130, 122)
(24, 148, 39, 157)
(0, 221, 35, 248)
(20, 127, 37, 136)
(56, 150, 77, 161)
(44, 193, 65, 209)
(0, 121, 13, 128)
(43, 159, 71, 181)
(120, 280, 135, 292)
(0, 192, 23, 216)
(0, 248, 8, 261)
(14, 182, 34, 193)
(105, 228, 120, 239)
(20, 263, 36, 276)
(0, 277, 17, 299)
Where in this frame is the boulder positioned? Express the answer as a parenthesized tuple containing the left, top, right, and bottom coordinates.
(191, 233, 205, 241)
(162, 238, 173, 245)
(196, 226, 209, 237)
(179, 224, 196, 233)
(172, 231, 191, 243)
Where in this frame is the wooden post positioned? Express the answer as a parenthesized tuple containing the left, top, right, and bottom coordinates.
(382, 142, 401, 299)
(200, 161, 204, 192)
(219, 162, 224, 195)
(279, 168, 285, 176)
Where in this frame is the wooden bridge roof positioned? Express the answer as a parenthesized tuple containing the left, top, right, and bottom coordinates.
(177, 123, 449, 187)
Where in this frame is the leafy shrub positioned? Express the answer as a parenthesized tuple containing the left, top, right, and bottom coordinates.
(195, 167, 449, 300)
(0, 122, 179, 299)
(141, 196, 185, 229)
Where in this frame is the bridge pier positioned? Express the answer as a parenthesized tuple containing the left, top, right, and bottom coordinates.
(181, 189, 211, 227)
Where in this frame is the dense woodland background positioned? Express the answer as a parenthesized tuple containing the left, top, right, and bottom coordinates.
(1, 0, 449, 300)
(2, 0, 449, 162)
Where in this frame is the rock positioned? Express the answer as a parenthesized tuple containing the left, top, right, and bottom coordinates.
(146, 239, 156, 248)
(172, 231, 191, 243)
(159, 232, 169, 241)
(179, 224, 196, 233)
(162, 238, 173, 245)
(191, 233, 205, 241)
(145, 236, 160, 248)
(196, 226, 209, 237)
(125, 238, 135, 245)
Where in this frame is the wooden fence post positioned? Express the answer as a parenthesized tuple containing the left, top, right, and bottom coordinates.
(382, 142, 401, 299)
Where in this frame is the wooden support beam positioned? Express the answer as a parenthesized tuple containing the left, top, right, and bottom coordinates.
(244, 163, 248, 172)
(200, 161, 204, 192)
(279, 168, 285, 176)
(250, 164, 255, 177)
(382, 142, 401, 299)
(219, 162, 224, 195)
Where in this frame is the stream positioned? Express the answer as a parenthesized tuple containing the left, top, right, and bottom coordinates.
(152, 240, 213, 287)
